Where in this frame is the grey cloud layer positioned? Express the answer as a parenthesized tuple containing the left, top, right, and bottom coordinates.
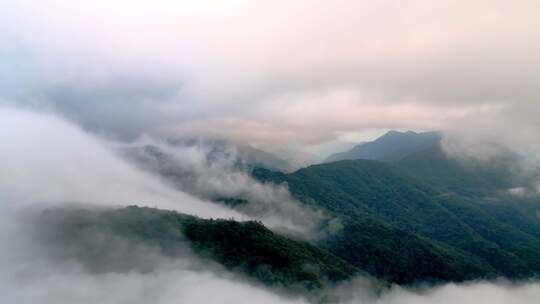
(1, 0, 539, 147)
(0, 107, 329, 234)
(117, 136, 329, 237)
(0, 107, 240, 218)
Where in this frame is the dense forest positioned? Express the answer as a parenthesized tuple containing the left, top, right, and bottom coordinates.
(252, 146, 540, 284)
(36, 206, 358, 292)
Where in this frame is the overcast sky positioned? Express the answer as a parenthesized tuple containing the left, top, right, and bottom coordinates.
(1, 0, 539, 154)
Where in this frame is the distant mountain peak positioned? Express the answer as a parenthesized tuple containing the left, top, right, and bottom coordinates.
(385, 130, 405, 136)
(324, 130, 442, 163)
(125, 137, 294, 173)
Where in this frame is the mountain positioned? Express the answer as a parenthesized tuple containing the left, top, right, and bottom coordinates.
(253, 148, 540, 284)
(324, 130, 442, 163)
(81, 133, 540, 287)
(36, 206, 358, 292)
(235, 144, 295, 172)
(395, 145, 527, 197)
(168, 138, 294, 172)
(119, 141, 295, 206)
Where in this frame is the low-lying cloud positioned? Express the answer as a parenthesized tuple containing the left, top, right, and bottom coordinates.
(117, 136, 329, 237)
(0, 106, 239, 219)
(0, 106, 327, 235)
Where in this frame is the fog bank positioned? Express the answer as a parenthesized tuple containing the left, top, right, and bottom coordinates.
(117, 136, 329, 237)
(0, 106, 239, 219)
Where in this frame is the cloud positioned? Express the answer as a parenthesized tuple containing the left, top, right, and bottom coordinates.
(0, 106, 239, 218)
(0, 269, 306, 304)
(1, 0, 539, 150)
(115, 136, 330, 237)
(0, 105, 326, 236)
(372, 281, 540, 304)
(440, 103, 540, 193)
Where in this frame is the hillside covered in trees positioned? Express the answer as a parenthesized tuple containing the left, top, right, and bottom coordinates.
(36, 206, 358, 292)
(253, 145, 540, 284)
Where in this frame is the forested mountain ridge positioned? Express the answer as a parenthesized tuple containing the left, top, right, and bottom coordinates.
(36, 206, 359, 292)
(37, 132, 540, 289)
(253, 147, 540, 284)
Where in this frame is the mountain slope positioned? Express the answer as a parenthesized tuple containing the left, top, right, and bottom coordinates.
(41, 135, 540, 287)
(395, 145, 527, 197)
(324, 130, 442, 163)
(36, 206, 358, 291)
(252, 156, 540, 283)
(168, 138, 294, 172)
